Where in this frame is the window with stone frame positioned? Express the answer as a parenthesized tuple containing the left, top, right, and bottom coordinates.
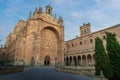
(103, 35, 106, 40)
(72, 43, 74, 47)
(80, 41, 82, 45)
(90, 39, 93, 43)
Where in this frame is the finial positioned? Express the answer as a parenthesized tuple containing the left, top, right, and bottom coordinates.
(87, 22, 90, 26)
(29, 12, 32, 18)
(39, 7, 42, 12)
(55, 13, 56, 19)
(59, 16, 63, 21)
(58, 16, 64, 26)
(83, 23, 86, 26)
(35, 7, 37, 12)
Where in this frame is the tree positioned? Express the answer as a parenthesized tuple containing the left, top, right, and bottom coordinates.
(106, 32, 120, 80)
(95, 37, 113, 79)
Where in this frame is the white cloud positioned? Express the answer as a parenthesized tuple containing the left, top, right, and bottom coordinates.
(1, 0, 120, 43)
(54, 0, 79, 8)
(64, 20, 80, 40)
(71, 12, 82, 18)
(107, 0, 120, 10)
(88, 9, 106, 20)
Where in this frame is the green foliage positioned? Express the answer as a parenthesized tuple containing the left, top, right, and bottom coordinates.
(102, 54, 113, 79)
(106, 32, 120, 80)
(95, 37, 113, 79)
(95, 37, 103, 76)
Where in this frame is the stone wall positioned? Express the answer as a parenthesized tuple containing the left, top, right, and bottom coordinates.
(55, 66, 108, 80)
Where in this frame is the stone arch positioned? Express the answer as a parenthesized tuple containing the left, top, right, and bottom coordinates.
(77, 55, 81, 66)
(41, 26, 60, 42)
(44, 55, 50, 65)
(31, 57, 35, 66)
(82, 55, 86, 66)
(66, 57, 69, 66)
(70, 56, 72, 66)
(41, 26, 61, 65)
(73, 56, 77, 66)
(87, 54, 92, 65)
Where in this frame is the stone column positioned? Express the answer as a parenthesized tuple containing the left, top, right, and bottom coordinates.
(68, 58, 70, 66)
(80, 57, 82, 66)
(86, 55, 88, 66)
(71, 57, 74, 66)
(92, 55, 94, 66)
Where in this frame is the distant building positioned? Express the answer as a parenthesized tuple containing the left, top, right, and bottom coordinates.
(5, 6, 64, 66)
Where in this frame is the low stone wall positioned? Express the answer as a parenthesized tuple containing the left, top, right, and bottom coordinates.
(0, 66, 24, 75)
(56, 66, 95, 77)
(56, 66, 108, 80)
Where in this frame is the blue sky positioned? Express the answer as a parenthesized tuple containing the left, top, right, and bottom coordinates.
(0, 0, 120, 45)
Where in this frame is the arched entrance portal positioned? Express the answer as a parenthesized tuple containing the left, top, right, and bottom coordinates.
(44, 55, 50, 66)
(41, 27, 59, 65)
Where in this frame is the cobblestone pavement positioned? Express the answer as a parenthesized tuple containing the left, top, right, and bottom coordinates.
(0, 67, 95, 80)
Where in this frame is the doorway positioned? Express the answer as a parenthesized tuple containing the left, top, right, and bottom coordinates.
(44, 55, 50, 66)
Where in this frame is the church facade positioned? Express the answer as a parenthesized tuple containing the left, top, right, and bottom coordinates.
(5, 6, 64, 66)
(4, 6, 120, 67)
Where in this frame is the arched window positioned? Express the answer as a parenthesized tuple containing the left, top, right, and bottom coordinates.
(103, 35, 106, 39)
(82, 55, 86, 65)
(87, 54, 92, 65)
(72, 44, 74, 47)
(90, 39, 93, 43)
(48, 9, 51, 14)
(80, 41, 82, 45)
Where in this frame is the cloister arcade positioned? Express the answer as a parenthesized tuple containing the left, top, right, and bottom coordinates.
(64, 54, 94, 66)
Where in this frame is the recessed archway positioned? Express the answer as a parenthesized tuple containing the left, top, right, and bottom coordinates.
(73, 56, 77, 66)
(70, 56, 72, 66)
(78, 56, 81, 66)
(41, 27, 61, 65)
(66, 57, 69, 66)
(31, 57, 35, 66)
(44, 55, 50, 66)
(82, 55, 86, 66)
(87, 54, 92, 65)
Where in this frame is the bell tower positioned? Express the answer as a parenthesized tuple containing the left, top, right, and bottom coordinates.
(80, 23, 91, 37)
(46, 5, 52, 15)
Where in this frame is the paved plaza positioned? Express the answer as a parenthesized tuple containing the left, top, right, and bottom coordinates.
(0, 67, 95, 80)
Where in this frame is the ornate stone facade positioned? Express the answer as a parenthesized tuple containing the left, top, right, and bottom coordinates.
(5, 6, 64, 66)
(4, 5, 120, 67)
